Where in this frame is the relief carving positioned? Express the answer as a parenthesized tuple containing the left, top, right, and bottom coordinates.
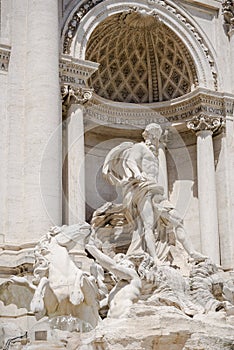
(222, 0, 234, 35)
(187, 114, 224, 133)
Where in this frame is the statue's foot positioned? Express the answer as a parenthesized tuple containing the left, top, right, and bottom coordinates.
(189, 251, 207, 262)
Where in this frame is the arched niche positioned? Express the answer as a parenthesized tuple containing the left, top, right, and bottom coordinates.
(62, 0, 219, 91)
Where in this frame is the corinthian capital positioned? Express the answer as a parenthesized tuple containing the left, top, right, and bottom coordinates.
(187, 114, 224, 134)
(61, 85, 93, 116)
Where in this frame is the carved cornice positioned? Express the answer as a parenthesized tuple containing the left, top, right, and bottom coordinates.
(0, 44, 11, 73)
(0, 263, 33, 277)
(59, 55, 99, 86)
(222, 0, 234, 36)
(84, 89, 234, 129)
(186, 113, 224, 134)
(0, 243, 35, 277)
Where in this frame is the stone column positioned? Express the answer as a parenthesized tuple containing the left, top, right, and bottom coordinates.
(24, 0, 61, 238)
(4, 1, 28, 242)
(0, 47, 8, 243)
(187, 114, 223, 264)
(62, 86, 92, 225)
(59, 56, 99, 224)
(158, 130, 169, 198)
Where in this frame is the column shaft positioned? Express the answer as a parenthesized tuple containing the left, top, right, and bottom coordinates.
(24, 0, 61, 237)
(197, 130, 220, 263)
(5, 0, 27, 242)
(66, 104, 85, 224)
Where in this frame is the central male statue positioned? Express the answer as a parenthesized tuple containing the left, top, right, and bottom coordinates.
(103, 123, 205, 264)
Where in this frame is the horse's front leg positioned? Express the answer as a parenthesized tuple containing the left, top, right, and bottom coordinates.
(30, 276, 49, 313)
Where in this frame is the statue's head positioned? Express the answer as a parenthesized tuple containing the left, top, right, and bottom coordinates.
(142, 123, 162, 142)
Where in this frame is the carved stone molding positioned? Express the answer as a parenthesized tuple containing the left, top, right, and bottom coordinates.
(0, 44, 11, 73)
(0, 263, 33, 277)
(222, 0, 234, 36)
(186, 113, 224, 134)
(63, 0, 104, 55)
(84, 89, 234, 129)
(59, 55, 99, 87)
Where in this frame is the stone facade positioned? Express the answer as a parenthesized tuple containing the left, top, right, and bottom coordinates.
(0, 0, 234, 349)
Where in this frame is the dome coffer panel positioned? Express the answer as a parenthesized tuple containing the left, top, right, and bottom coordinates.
(86, 12, 198, 103)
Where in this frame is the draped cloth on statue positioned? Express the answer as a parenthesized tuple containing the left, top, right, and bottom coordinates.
(103, 142, 176, 261)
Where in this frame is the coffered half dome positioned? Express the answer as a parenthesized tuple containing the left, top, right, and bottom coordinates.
(85, 10, 198, 104)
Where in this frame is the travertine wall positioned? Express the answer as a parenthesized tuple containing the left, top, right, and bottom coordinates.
(0, 0, 62, 243)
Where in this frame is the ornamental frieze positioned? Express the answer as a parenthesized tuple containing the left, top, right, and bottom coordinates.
(84, 90, 234, 128)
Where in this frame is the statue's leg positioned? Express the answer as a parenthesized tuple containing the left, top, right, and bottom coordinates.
(161, 209, 207, 261)
(70, 270, 84, 305)
(30, 276, 49, 313)
(137, 197, 161, 265)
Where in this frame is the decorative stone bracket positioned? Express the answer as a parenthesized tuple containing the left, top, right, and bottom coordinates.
(59, 55, 99, 115)
(222, 0, 234, 36)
